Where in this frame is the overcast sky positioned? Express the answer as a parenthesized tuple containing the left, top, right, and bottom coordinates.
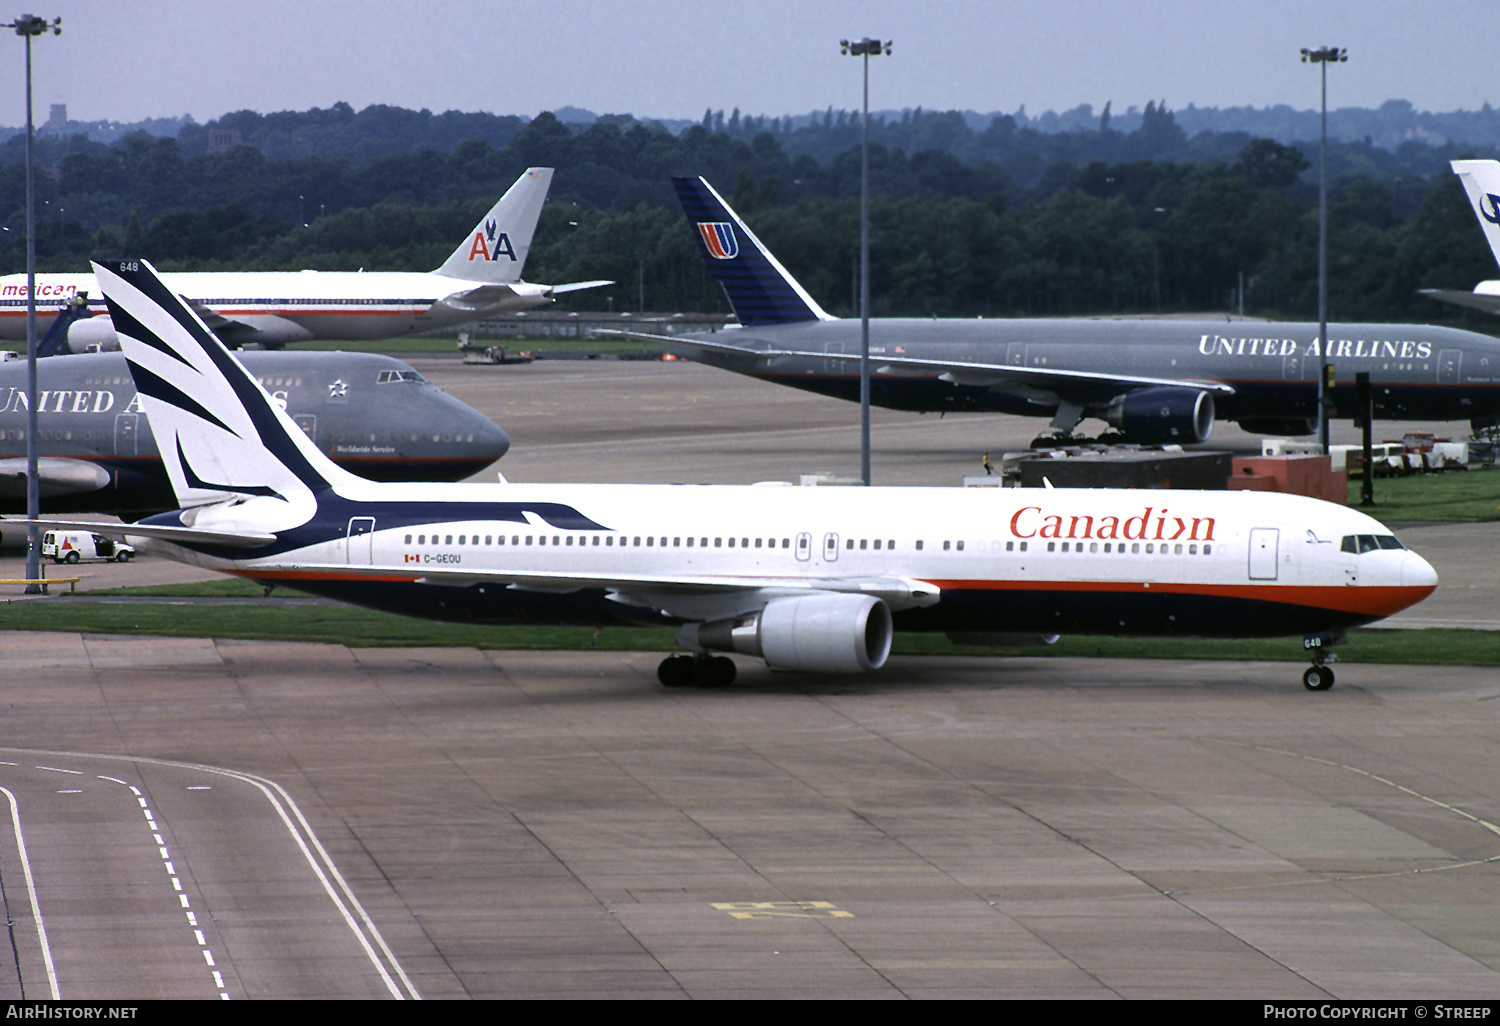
(4, 0, 1497, 128)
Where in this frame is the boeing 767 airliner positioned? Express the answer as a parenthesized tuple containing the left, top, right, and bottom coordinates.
(36, 260, 1439, 692)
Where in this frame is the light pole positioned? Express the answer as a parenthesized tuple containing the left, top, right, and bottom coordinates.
(841, 36, 890, 486)
(7, 12, 62, 594)
(1301, 45, 1346, 456)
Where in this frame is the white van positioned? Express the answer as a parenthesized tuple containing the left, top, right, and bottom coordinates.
(41, 531, 136, 564)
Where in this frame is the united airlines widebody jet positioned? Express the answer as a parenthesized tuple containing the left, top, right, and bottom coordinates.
(0, 349, 509, 516)
(51, 260, 1437, 691)
(0, 168, 609, 351)
(616, 177, 1500, 443)
(1423, 159, 1500, 320)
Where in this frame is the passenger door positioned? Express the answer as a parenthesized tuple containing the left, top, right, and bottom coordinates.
(1437, 349, 1462, 385)
(114, 413, 138, 457)
(824, 341, 845, 376)
(346, 517, 376, 564)
(1248, 528, 1279, 580)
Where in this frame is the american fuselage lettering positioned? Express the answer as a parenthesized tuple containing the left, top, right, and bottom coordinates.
(0, 281, 80, 298)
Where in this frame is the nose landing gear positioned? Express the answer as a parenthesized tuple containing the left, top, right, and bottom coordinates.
(1302, 631, 1340, 691)
(1302, 662, 1335, 691)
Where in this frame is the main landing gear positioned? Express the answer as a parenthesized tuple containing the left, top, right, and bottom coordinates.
(1029, 430, 1134, 449)
(1302, 631, 1340, 691)
(657, 653, 737, 689)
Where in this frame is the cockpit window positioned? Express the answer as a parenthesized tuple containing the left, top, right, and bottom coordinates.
(377, 370, 426, 384)
(1341, 534, 1405, 554)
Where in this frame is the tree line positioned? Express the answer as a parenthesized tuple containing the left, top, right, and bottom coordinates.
(1, 105, 1497, 327)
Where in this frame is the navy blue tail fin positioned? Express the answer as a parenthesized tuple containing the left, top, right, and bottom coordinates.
(672, 176, 833, 326)
(93, 259, 369, 515)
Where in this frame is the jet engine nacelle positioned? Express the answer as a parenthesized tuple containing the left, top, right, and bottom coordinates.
(65, 316, 121, 353)
(696, 593, 894, 673)
(1236, 417, 1318, 437)
(1104, 387, 1215, 444)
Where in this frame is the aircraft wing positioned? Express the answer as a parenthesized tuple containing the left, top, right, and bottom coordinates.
(599, 328, 807, 358)
(229, 560, 941, 611)
(601, 329, 1236, 397)
(1418, 289, 1500, 316)
(0, 458, 113, 498)
(181, 298, 277, 346)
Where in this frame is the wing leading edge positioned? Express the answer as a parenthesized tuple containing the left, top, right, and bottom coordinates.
(601, 328, 1235, 398)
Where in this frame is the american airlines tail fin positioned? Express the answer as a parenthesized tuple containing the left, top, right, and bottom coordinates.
(435, 167, 555, 284)
(1450, 160, 1500, 270)
(672, 176, 834, 326)
(93, 259, 366, 521)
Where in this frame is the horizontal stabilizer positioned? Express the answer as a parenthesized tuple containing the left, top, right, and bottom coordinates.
(22, 517, 278, 547)
(549, 280, 613, 295)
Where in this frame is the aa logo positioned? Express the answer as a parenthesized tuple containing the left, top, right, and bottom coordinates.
(467, 219, 518, 262)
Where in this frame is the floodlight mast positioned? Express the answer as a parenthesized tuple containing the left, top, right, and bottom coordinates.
(7, 13, 62, 593)
(1301, 45, 1346, 456)
(839, 36, 891, 486)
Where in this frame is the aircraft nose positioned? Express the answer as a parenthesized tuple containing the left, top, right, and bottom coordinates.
(1401, 551, 1439, 594)
(429, 387, 509, 463)
(472, 416, 511, 462)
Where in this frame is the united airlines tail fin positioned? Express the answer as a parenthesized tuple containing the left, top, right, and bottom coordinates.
(93, 259, 366, 521)
(435, 167, 555, 284)
(672, 176, 834, 326)
(1451, 160, 1500, 270)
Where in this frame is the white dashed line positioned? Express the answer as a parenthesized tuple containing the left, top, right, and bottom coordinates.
(103, 778, 230, 998)
(9, 748, 415, 999)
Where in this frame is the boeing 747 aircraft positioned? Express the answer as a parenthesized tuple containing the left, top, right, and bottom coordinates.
(35, 259, 1439, 692)
(1423, 159, 1500, 319)
(618, 177, 1500, 443)
(0, 349, 508, 515)
(0, 167, 608, 351)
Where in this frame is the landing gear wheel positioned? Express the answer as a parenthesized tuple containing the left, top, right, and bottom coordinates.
(657, 654, 737, 689)
(657, 654, 696, 688)
(697, 655, 737, 688)
(1030, 435, 1072, 450)
(1302, 665, 1335, 691)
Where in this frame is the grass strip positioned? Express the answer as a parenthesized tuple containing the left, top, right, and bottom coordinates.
(7, 589, 1498, 665)
(1349, 467, 1500, 523)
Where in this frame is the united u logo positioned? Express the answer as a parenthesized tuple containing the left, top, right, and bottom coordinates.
(696, 222, 739, 259)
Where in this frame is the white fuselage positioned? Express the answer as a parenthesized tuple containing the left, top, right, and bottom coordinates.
(0, 271, 551, 345)
(141, 483, 1436, 640)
